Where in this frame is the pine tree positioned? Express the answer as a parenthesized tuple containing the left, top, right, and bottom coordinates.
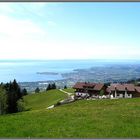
(21, 88, 28, 96)
(35, 87, 40, 93)
(64, 85, 67, 89)
(0, 86, 8, 115)
(46, 84, 51, 91)
(4, 79, 23, 113)
(52, 83, 56, 89)
(12, 79, 22, 99)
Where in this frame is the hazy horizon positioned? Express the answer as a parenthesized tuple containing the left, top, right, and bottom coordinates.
(0, 58, 140, 61)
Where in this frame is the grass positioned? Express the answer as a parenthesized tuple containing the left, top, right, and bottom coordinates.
(0, 90, 140, 138)
(23, 89, 68, 110)
(63, 88, 75, 93)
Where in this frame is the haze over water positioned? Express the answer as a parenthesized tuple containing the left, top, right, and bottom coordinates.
(0, 59, 139, 83)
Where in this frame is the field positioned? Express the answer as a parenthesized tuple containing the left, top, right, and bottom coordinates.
(0, 89, 140, 138)
(63, 88, 75, 93)
(24, 89, 68, 110)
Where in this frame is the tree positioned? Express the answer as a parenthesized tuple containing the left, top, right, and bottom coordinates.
(0, 87, 8, 115)
(64, 85, 67, 89)
(52, 83, 56, 89)
(21, 88, 28, 96)
(6, 79, 22, 113)
(99, 89, 104, 96)
(46, 83, 56, 90)
(0, 82, 3, 86)
(104, 82, 110, 87)
(12, 79, 22, 99)
(35, 87, 40, 93)
(3, 79, 24, 113)
(46, 84, 51, 91)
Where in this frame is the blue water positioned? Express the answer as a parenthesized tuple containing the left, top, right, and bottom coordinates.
(0, 59, 139, 83)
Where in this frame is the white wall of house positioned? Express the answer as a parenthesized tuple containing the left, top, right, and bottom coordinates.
(125, 91, 127, 98)
(117, 94, 123, 98)
(75, 90, 132, 99)
(110, 94, 114, 99)
(99, 96, 102, 99)
(115, 90, 117, 98)
(75, 92, 89, 97)
(125, 93, 132, 98)
(124, 90, 132, 98)
(102, 95, 107, 99)
(111, 91, 132, 99)
(106, 94, 110, 99)
(91, 95, 99, 98)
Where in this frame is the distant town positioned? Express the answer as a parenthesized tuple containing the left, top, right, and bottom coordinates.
(19, 64, 140, 92)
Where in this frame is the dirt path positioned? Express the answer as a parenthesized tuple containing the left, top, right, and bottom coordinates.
(47, 89, 74, 109)
(59, 89, 73, 96)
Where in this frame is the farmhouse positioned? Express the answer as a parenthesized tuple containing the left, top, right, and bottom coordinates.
(73, 82, 140, 99)
(107, 83, 140, 98)
(73, 82, 106, 98)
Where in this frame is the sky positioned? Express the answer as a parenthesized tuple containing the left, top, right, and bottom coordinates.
(0, 2, 140, 60)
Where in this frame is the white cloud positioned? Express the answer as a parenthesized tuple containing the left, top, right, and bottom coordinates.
(0, 15, 48, 59)
(0, 15, 46, 37)
(0, 3, 15, 14)
(0, 3, 139, 60)
(0, 3, 47, 16)
(48, 21, 57, 26)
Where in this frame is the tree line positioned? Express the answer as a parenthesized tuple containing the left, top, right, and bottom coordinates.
(35, 83, 68, 93)
(35, 83, 57, 93)
(0, 79, 27, 115)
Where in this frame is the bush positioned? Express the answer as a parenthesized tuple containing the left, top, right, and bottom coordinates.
(35, 87, 40, 93)
(17, 99, 26, 112)
(99, 90, 104, 96)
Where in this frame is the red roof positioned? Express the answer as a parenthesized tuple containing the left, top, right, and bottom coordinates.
(83, 83, 95, 88)
(135, 86, 140, 93)
(73, 82, 103, 91)
(123, 84, 135, 92)
(109, 83, 136, 92)
(74, 82, 140, 94)
(109, 85, 116, 91)
(94, 83, 104, 91)
(116, 84, 125, 91)
(73, 82, 85, 89)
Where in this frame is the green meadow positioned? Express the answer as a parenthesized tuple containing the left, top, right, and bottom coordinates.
(63, 88, 75, 93)
(63, 88, 75, 96)
(0, 89, 140, 138)
(24, 89, 68, 110)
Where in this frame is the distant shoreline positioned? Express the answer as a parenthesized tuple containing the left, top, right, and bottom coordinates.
(37, 72, 59, 75)
(1, 60, 140, 91)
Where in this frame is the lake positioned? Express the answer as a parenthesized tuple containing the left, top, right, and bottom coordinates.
(0, 59, 139, 83)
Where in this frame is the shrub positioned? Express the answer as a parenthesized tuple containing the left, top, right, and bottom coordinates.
(17, 99, 26, 112)
(99, 90, 104, 96)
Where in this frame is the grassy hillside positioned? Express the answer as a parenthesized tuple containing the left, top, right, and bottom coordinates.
(24, 89, 68, 110)
(63, 88, 75, 93)
(0, 90, 140, 138)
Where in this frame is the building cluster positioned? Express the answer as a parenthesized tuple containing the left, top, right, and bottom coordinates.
(73, 82, 140, 99)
